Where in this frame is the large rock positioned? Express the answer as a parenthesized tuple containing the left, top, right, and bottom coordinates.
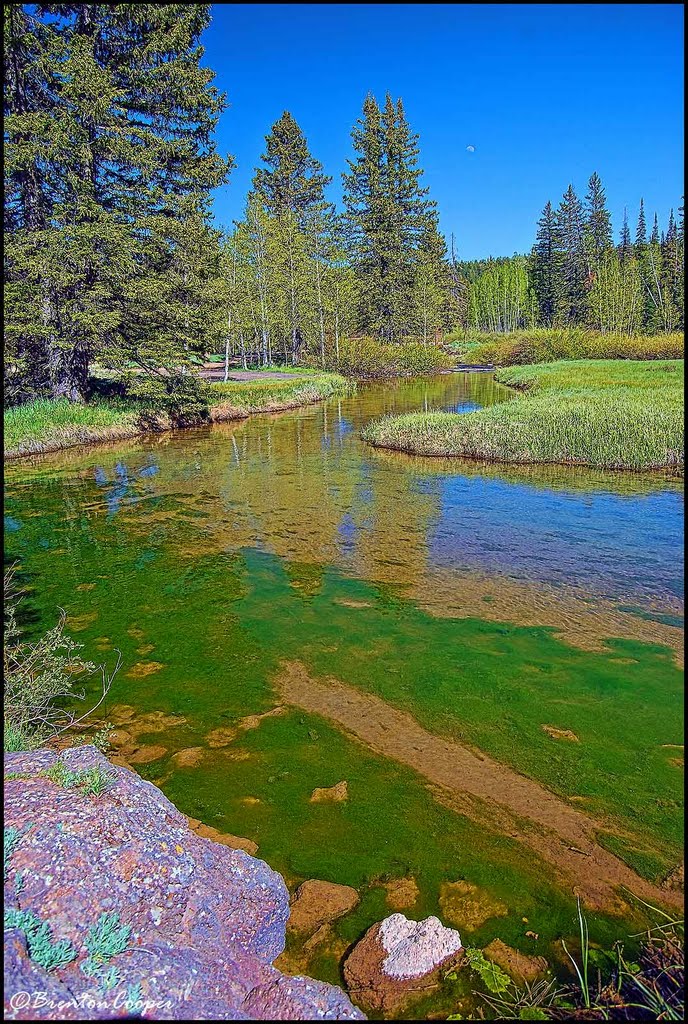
(3, 745, 364, 1020)
(343, 914, 463, 1015)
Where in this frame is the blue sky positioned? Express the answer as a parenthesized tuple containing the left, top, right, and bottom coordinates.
(202, 3, 684, 260)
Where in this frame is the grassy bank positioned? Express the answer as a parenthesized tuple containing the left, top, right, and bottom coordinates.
(446, 328, 684, 366)
(363, 359, 684, 473)
(4, 372, 352, 460)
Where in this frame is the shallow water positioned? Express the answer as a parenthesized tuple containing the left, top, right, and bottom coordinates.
(4, 373, 684, 1015)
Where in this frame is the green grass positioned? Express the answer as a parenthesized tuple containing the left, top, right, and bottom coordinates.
(445, 328, 684, 366)
(208, 371, 353, 412)
(3, 398, 141, 457)
(4, 372, 353, 458)
(363, 359, 684, 473)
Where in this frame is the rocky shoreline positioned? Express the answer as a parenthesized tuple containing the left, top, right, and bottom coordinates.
(4, 746, 479, 1021)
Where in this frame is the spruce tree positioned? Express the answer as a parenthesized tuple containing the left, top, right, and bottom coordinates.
(635, 198, 647, 248)
(343, 93, 435, 340)
(253, 112, 331, 227)
(4, 4, 231, 404)
(650, 213, 660, 245)
(531, 201, 561, 326)
(556, 184, 588, 324)
(618, 208, 633, 264)
(584, 171, 613, 265)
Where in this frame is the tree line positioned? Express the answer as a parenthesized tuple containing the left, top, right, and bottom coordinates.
(4, 4, 684, 407)
(461, 178, 684, 335)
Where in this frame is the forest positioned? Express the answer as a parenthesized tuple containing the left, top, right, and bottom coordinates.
(5, 4, 684, 412)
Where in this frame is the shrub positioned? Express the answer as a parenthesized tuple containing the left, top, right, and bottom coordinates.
(303, 336, 453, 378)
(4, 567, 120, 751)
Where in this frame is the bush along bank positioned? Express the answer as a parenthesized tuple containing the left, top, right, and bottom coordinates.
(303, 336, 454, 378)
(445, 328, 684, 367)
(362, 359, 684, 474)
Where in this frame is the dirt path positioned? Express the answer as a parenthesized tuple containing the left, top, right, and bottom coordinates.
(198, 367, 300, 382)
(276, 660, 682, 913)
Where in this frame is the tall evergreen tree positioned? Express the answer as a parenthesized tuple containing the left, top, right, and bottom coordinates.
(650, 212, 660, 245)
(4, 4, 231, 403)
(618, 208, 633, 264)
(343, 93, 436, 341)
(253, 112, 331, 227)
(531, 201, 561, 326)
(584, 171, 612, 265)
(635, 198, 647, 248)
(556, 184, 588, 324)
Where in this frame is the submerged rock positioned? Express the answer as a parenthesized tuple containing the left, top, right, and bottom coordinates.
(483, 938, 548, 984)
(439, 879, 508, 930)
(310, 780, 349, 803)
(380, 876, 419, 910)
(3, 745, 364, 1020)
(189, 820, 258, 856)
(343, 914, 463, 1014)
(287, 879, 360, 936)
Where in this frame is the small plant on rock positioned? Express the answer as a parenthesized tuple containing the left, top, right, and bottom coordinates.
(5, 908, 78, 972)
(82, 912, 132, 979)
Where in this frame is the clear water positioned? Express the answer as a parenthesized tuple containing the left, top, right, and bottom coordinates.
(4, 373, 684, 1016)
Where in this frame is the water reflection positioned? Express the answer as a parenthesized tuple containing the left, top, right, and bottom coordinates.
(5, 373, 684, 655)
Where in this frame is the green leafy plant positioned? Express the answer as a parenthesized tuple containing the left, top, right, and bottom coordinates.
(91, 722, 114, 754)
(461, 947, 512, 994)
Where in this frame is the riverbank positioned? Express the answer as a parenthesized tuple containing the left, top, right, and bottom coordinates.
(3, 372, 353, 461)
(363, 359, 684, 473)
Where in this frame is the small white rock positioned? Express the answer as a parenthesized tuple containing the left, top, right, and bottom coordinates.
(378, 913, 462, 980)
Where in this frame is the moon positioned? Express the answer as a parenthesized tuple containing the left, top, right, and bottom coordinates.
(466, 145, 475, 153)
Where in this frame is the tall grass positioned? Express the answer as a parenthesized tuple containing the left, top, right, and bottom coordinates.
(363, 359, 684, 473)
(4, 398, 141, 457)
(446, 328, 684, 366)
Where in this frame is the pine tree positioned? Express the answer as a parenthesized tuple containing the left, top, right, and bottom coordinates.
(635, 198, 647, 248)
(4, 4, 232, 405)
(531, 201, 561, 326)
(618, 208, 633, 264)
(650, 213, 660, 245)
(556, 185, 588, 324)
(253, 112, 331, 227)
(584, 171, 613, 265)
